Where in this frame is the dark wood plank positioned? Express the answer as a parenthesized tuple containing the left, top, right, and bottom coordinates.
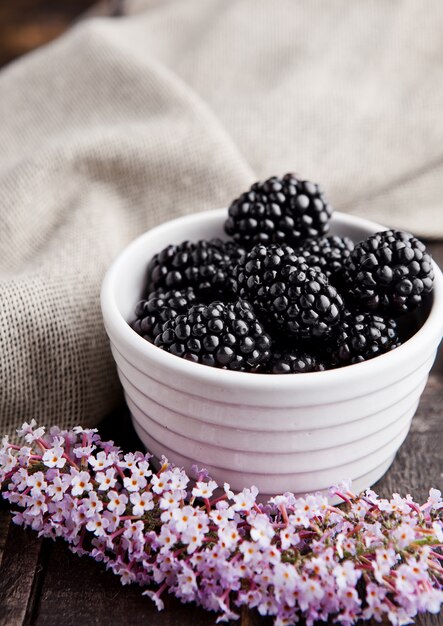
(32, 539, 232, 626)
(0, 0, 98, 67)
(0, 521, 44, 626)
(0, 0, 123, 68)
(0, 502, 10, 564)
(374, 370, 443, 503)
(412, 616, 443, 626)
(373, 346, 443, 626)
(239, 607, 272, 626)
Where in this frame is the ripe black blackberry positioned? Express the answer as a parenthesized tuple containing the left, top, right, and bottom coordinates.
(225, 173, 333, 248)
(328, 311, 401, 366)
(235, 244, 344, 339)
(235, 243, 299, 301)
(297, 235, 354, 281)
(267, 348, 326, 374)
(154, 300, 272, 371)
(146, 239, 245, 299)
(343, 230, 434, 314)
(130, 287, 197, 343)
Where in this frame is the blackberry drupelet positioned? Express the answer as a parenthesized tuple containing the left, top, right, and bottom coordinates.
(225, 173, 333, 248)
(235, 244, 344, 339)
(131, 287, 197, 343)
(146, 239, 245, 299)
(267, 348, 326, 374)
(343, 230, 434, 314)
(297, 235, 354, 281)
(235, 243, 299, 301)
(154, 300, 272, 371)
(328, 311, 401, 366)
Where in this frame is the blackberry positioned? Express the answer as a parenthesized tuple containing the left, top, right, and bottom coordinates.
(343, 230, 434, 314)
(297, 235, 354, 281)
(130, 287, 197, 343)
(154, 300, 272, 371)
(328, 311, 401, 366)
(146, 239, 245, 299)
(235, 244, 344, 339)
(225, 173, 333, 248)
(267, 348, 326, 374)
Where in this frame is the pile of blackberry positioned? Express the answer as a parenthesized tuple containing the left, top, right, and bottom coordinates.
(130, 174, 435, 373)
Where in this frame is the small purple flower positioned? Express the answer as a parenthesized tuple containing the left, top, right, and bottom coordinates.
(231, 486, 258, 512)
(86, 514, 110, 537)
(27, 471, 47, 496)
(16, 420, 45, 443)
(95, 468, 117, 491)
(42, 438, 66, 469)
(107, 490, 128, 516)
(89, 451, 114, 472)
(391, 522, 416, 549)
(47, 476, 68, 501)
(27, 493, 48, 517)
(124, 472, 148, 492)
(426, 488, 443, 511)
(70, 470, 93, 496)
(333, 561, 361, 590)
(73, 444, 96, 460)
(130, 490, 154, 516)
(192, 480, 218, 500)
(248, 512, 275, 547)
(218, 521, 240, 550)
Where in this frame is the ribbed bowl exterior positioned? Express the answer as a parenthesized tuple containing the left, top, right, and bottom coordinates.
(101, 210, 443, 498)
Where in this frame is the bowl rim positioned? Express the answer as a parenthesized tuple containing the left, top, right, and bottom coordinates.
(101, 209, 443, 391)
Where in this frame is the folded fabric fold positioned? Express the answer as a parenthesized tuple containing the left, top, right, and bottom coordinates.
(0, 16, 252, 436)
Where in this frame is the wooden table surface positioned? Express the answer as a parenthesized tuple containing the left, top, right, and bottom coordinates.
(0, 1, 124, 68)
(0, 243, 442, 625)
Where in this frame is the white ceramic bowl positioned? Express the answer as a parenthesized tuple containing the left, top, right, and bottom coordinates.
(101, 209, 443, 498)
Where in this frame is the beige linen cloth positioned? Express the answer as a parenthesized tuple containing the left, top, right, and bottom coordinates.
(1, 0, 443, 436)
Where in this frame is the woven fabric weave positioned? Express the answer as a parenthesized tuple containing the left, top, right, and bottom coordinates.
(1, 0, 442, 436)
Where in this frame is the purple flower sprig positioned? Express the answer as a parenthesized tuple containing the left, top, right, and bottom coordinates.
(1, 421, 442, 626)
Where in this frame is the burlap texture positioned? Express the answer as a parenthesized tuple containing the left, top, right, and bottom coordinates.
(1, 0, 442, 436)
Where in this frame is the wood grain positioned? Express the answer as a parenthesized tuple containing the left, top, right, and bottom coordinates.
(374, 372, 443, 503)
(0, 523, 43, 626)
(0, 501, 10, 564)
(34, 540, 224, 625)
